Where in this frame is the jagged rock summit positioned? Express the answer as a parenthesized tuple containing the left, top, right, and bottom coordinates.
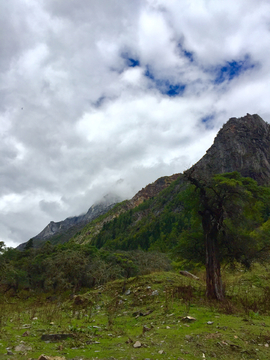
(186, 114, 270, 185)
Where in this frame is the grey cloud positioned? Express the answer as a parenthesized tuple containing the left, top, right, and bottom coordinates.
(1, 0, 270, 247)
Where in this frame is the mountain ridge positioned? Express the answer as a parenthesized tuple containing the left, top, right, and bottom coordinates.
(70, 113, 270, 249)
(19, 113, 270, 249)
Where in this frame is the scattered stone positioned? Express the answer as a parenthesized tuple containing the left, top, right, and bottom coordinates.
(151, 290, 159, 296)
(41, 334, 74, 341)
(179, 270, 199, 280)
(125, 289, 131, 295)
(182, 316, 196, 322)
(166, 326, 170, 329)
(207, 321, 214, 325)
(14, 344, 32, 352)
(142, 325, 151, 334)
(158, 350, 165, 354)
(22, 324, 31, 328)
(265, 343, 269, 347)
(185, 335, 193, 341)
(7, 350, 14, 355)
(132, 310, 152, 317)
(32, 317, 38, 320)
(50, 322, 54, 325)
(22, 331, 30, 337)
(133, 341, 142, 348)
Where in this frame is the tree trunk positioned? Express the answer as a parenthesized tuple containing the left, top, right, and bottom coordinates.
(202, 210, 224, 301)
(205, 231, 224, 300)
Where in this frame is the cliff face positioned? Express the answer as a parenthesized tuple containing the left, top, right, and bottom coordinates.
(129, 174, 180, 208)
(186, 114, 270, 185)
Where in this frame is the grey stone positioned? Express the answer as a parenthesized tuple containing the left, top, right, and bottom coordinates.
(14, 344, 32, 352)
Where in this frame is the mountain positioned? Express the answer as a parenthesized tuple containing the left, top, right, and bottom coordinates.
(186, 113, 270, 185)
(19, 175, 180, 249)
(69, 113, 270, 250)
(17, 194, 121, 250)
(19, 113, 270, 250)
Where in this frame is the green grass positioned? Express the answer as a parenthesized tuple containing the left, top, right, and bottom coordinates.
(1, 268, 270, 359)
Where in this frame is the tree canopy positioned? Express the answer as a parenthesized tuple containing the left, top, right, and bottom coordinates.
(180, 171, 270, 300)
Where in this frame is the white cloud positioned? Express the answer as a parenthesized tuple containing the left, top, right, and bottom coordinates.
(1, 0, 270, 247)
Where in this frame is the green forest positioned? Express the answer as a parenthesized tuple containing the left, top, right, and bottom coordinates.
(1, 172, 270, 300)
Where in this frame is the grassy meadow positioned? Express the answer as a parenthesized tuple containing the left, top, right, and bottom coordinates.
(1, 265, 270, 360)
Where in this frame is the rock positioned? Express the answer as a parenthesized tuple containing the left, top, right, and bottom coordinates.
(132, 310, 152, 317)
(207, 321, 214, 325)
(41, 334, 74, 341)
(133, 341, 142, 348)
(22, 331, 30, 337)
(14, 344, 32, 352)
(125, 289, 131, 295)
(185, 335, 193, 341)
(185, 114, 270, 186)
(181, 316, 196, 322)
(7, 350, 14, 355)
(142, 325, 151, 334)
(151, 290, 159, 296)
(158, 350, 165, 354)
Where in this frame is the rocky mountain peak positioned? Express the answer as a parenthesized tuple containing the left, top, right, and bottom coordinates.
(186, 114, 270, 185)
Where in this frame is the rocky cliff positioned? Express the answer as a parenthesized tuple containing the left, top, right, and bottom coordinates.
(186, 114, 270, 185)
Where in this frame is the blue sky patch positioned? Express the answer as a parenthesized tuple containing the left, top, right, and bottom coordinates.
(177, 43, 194, 62)
(144, 66, 185, 97)
(201, 114, 215, 129)
(166, 84, 186, 96)
(214, 56, 255, 84)
(121, 53, 140, 67)
(127, 58, 140, 67)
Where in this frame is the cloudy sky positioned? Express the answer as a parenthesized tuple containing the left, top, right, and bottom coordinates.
(1, 0, 270, 247)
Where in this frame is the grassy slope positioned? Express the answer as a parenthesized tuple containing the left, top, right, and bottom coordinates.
(1, 265, 270, 360)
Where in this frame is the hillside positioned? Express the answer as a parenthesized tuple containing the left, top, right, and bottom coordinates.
(18, 113, 270, 250)
(70, 113, 270, 249)
(20, 174, 180, 249)
(2, 267, 270, 360)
